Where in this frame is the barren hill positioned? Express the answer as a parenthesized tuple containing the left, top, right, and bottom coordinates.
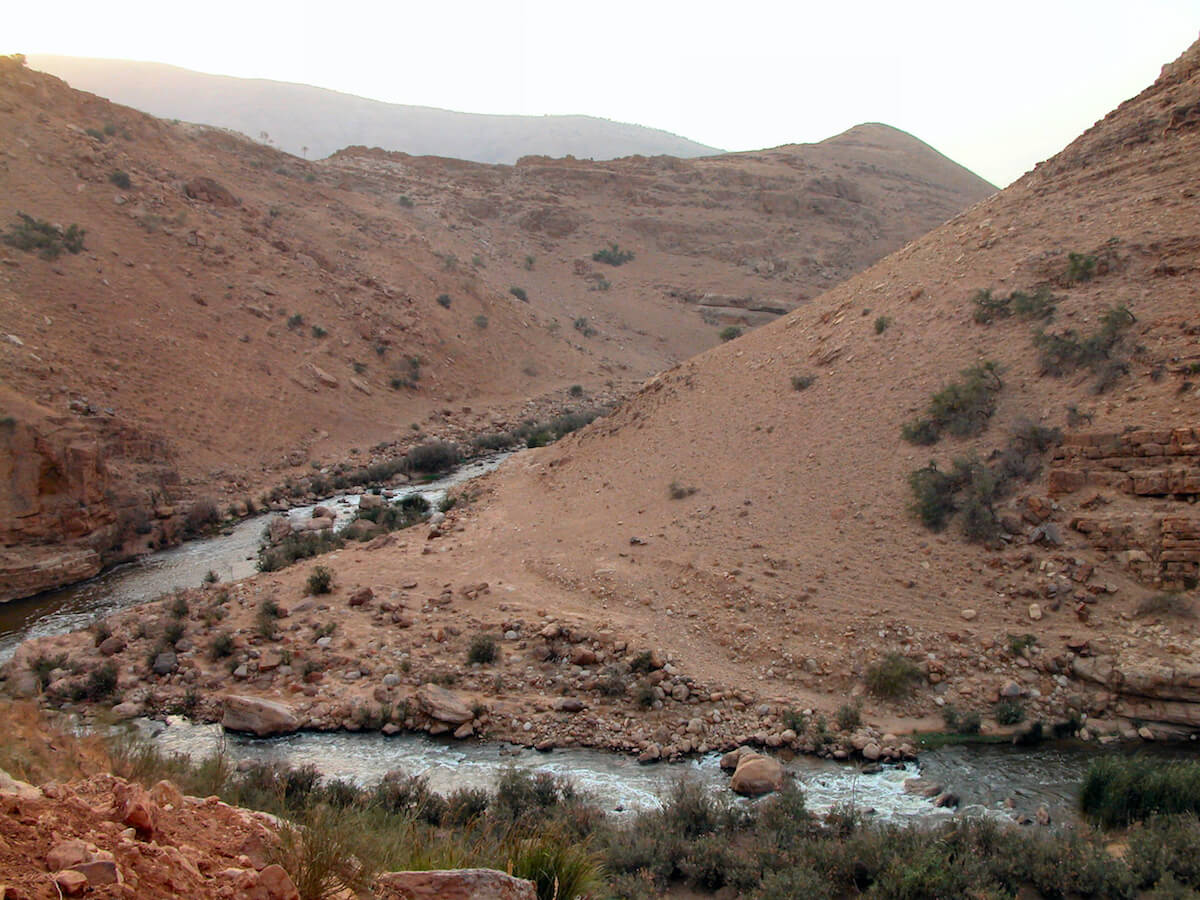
(0, 55, 992, 600)
(26, 54, 723, 163)
(241, 37, 1200, 745)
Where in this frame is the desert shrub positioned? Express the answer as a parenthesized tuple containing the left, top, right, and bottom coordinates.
(1033, 304, 1134, 380)
(257, 531, 344, 572)
(523, 254, 535, 270)
(79, 662, 118, 701)
(2, 212, 86, 259)
(397, 194, 414, 208)
(993, 420, 1063, 482)
(91, 619, 113, 647)
(185, 498, 220, 533)
(630, 650, 655, 674)
(668, 481, 697, 500)
(467, 633, 498, 665)
(509, 286, 528, 302)
(634, 682, 657, 708)
(509, 834, 605, 900)
(436, 293, 452, 308)
(719, 326, 742, 341)
(954, 455, 1002, 543)
(272, 805, 372, 900)
(169, 594, 190, 618)
(472, 431, 514, 452)
(371, 771, 447, 824)
(573, 316, 597, 337)
(865, 653, 923, 700)
(287, 313, 304, 329)
(593, 243, 635, 266)
(791, 374, 816, 391)
(874, 315, 891, 334)
(443, 787, 490, 826)
(1125, 815, 1200, 890)
(109, 169, 132, 189)
(202, 569, 219, 585)
(311, 325, 327, 338)
(835, 703, 861, 731)
(972, 286, 1056, 324)
(902, 361, 1002, 445)
(907, 463, 960, 530)
(474, 314, 489, 329)
(1081, 757, 1200, 827)
(1066, 251, 1098, 283)
(493, 769, 578, 824)
(405, 440, 460, 474)
(210, 632, 235, 660)
(163, 621, 185, 645)
(598, 666, 628, 697)
(1137, 593, 1196, 618)
(993, 700, 1025, 726)
(569, 384, 584, 397)
(306, 565, 334, 595)
(1008, 633, 1038, 655)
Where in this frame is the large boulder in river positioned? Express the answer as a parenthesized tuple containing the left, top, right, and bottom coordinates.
(416, 683, 474, 725)
(375, 868, 536, 900)
(730, 752, 784, 797)
(221, 695, 300, 736)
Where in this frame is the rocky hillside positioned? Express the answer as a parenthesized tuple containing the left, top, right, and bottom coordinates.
(0, 54, 992, 600)
(27, 54, 723, 163)
(193, 36, 1200, 750)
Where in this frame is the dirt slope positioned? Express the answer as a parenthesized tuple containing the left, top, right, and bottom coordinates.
(0, 54, 992, 600)
(289, 37, 1200, 739)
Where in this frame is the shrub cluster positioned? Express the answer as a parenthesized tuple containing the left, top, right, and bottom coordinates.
(3, 212, 86, 260)
(864, 653, 923, 700)
(592, 243, 635, 266)
(719, 326, 743, 342)
(1081, 757, 1200, 827)
(901, 362, 1002, 445)
(1033, 304, 1135, 392)
(971, 286, 1057, 324)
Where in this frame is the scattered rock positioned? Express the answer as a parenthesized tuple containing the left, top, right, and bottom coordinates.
(416, 683, 474, 724)
(221, 695, 301, 736)
(375, 868, 536, 900)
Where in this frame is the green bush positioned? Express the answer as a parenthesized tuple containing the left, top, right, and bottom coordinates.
(901, 361, 1002, 444)
(405, 440, 460, 474)
(593, 243, 635, 266)
(865, 653, 923, 700)
(510, 286, 528, 302)
(307, 565, 334, 595)
(1066, 251, 1098, 283)
(2, 213, 86, 260)
(1137, 593, 1196, 618)
(573, 316, 597, 338)
(791, 374, 816, 391)
(311, 325, 327, 338)
(873, 315, 891, 334)
(258, 531, 344, 572)
(719, 326, 742, 341)
(993, 700, 1025, 725)
(907, 463, 960, 530)
(109, 169, 132, 189)
(474, 314, 489, 329)
(1081, 757, 1200, 827)
(1033, 304, 1134, 381)
(436, 293, 452, 308)
(835, 703, 861, 731)
(972, 286, 1056, 324)
(287, 313, 304, 329)
(210, 633, 235, 660)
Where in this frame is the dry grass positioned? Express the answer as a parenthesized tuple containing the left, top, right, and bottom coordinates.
(0, 700, 112, 784)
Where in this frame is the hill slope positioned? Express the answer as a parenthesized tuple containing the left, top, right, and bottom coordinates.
(0, 55, 992, 601)
(251, 37, 1200, 745)
(26, 54, 723, 163)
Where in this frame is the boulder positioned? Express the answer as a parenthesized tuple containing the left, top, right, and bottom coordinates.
(116, 782, 160, 838)
(375, 868, 536, 900)
(0, 768, 42, 801)
(221, 695, 301, 736)
(46, 839, 92, 870)
(359, 493, 384, 511)
(152, 650, 178, 675)
(730, 752, 784, 797)
(249, 864, 300, 900)
(268, 517, 293, 543)
(70, 859, 121, 886)
(53, 870, 88, 896)
(98, 635, 126, 656)
(416, 683, 473, 725)
(348, 587, 374, 607)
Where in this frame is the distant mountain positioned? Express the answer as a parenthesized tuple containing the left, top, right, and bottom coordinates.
(26, 54, 724, 163)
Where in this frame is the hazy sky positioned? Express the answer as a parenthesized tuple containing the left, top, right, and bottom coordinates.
(7, 1, 1198, 186)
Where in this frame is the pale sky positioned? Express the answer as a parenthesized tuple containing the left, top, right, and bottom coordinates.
(6, 1, 1199, 186)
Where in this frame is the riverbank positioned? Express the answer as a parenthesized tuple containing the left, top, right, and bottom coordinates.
(6, 699, 1200, 900)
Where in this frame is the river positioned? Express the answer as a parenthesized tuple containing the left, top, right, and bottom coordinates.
(0, 451, 1172, 826)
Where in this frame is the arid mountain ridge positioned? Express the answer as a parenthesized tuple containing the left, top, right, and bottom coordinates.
(27, 54, 724, 164)
(0, 55, 993, 601)
(77, 34, 1200, 755)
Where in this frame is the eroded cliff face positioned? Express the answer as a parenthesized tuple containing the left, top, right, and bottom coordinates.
(0, 391, 185, 601)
